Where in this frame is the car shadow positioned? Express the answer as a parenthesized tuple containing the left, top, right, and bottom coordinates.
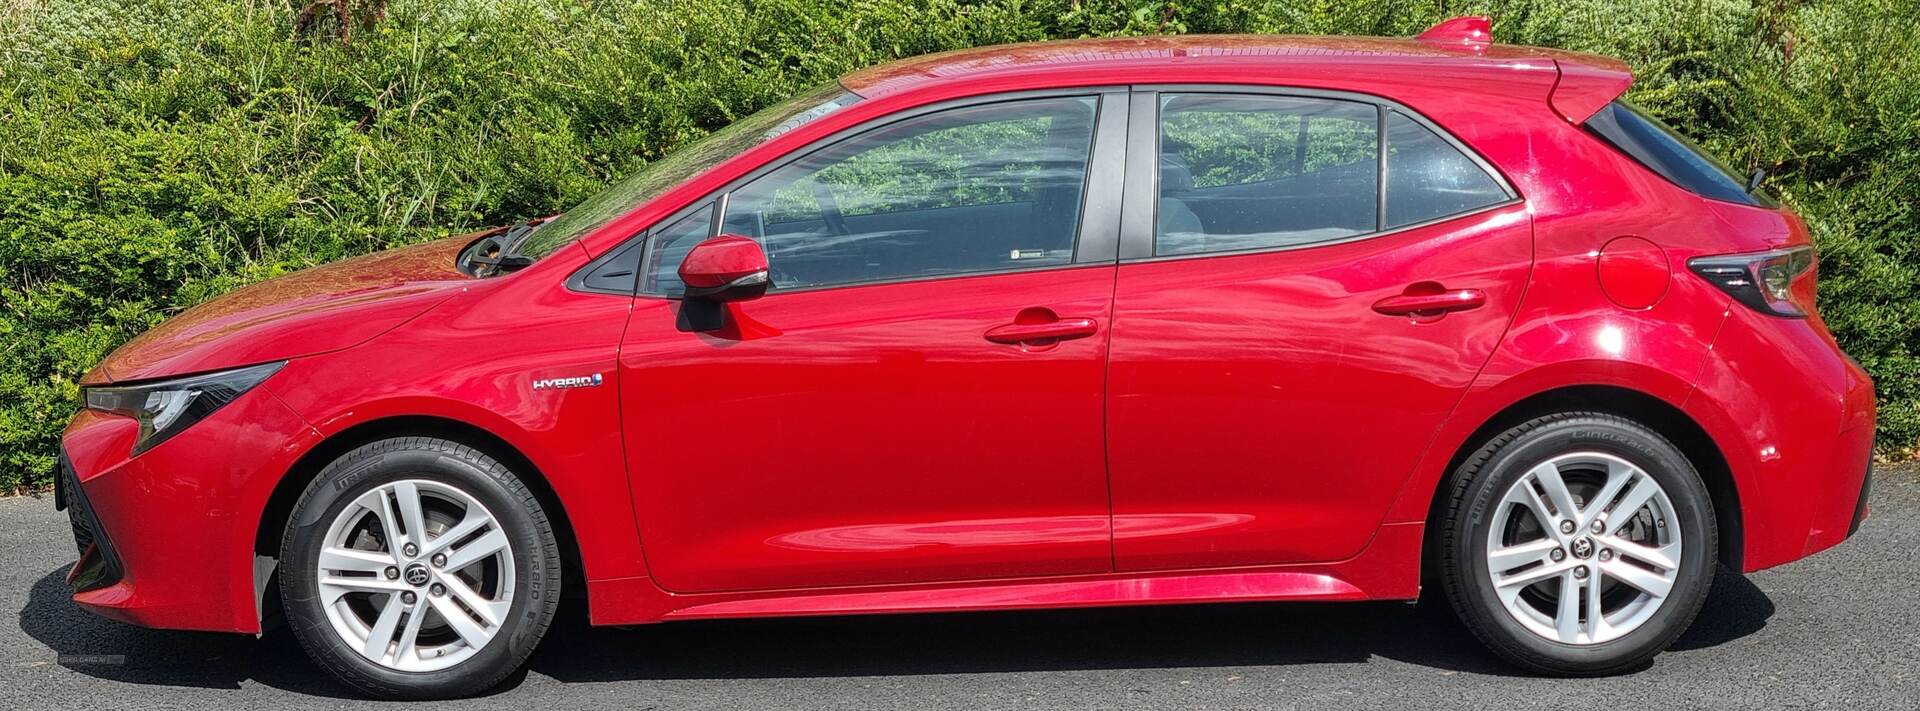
(17, 564, 1772, 696)
(1671, 564, 1777, 651)
(16, 567, 345, 695)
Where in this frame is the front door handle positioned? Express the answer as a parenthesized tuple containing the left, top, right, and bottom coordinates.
(1372, 287, 1486, 317)
(984, 318, 1098, 345)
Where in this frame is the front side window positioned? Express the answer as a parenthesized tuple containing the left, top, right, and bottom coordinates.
(663, 96, 1097, 293)
(1155, 94, 1379, 256)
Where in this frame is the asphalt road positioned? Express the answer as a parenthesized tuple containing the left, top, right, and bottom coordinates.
(4, 466, 1915, 710)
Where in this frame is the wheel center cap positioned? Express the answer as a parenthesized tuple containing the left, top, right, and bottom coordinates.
(403, 563, 431, 587)
(1570, 537, 1595, 560)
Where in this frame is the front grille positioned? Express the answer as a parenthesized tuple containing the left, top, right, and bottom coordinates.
(56, 457, 95, 555)
(53, 453, 122, 590)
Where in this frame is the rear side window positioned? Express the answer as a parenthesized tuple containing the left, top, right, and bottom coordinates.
(1156, 94, 1379, 256)
(1585, 101, 1774, 207)
(1153, 93, 1514, 258)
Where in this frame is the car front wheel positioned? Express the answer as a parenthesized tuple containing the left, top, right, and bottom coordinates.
(1439, 412, 1717, 675)
(279, 437, 561, 699)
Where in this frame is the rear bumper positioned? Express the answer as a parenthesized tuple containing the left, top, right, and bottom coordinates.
(56, 384, 320, 633)
(1848, 465, 1873, 537)
(1686, 306, 1875, 573)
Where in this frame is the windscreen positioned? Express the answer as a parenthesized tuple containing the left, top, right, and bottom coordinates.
(516, 83, 862, 259)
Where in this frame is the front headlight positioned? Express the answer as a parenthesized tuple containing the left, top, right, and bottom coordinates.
(83, 361, 284, 455)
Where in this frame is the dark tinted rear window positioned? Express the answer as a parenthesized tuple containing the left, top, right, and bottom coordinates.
(1586, 101, 1774, 207)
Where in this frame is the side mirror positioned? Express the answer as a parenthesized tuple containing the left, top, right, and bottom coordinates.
(678, 235, 771, 303)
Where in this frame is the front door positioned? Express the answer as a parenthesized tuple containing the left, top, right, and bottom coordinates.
(1106, 90, 1532, 570)
(620, 92, 1127, 592)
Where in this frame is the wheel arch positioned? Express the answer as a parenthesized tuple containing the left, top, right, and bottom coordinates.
(253, 415, 589, 620)
(1419, 384, 1743, 579)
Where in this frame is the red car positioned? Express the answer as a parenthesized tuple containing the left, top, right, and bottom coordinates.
(55, 17, 1874, 698)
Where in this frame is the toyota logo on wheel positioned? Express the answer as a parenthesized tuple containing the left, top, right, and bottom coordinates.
(403, 564, 430, 587)
(1570, 537, 1595, 560)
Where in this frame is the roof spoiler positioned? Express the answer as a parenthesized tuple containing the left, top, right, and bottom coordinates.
(1416, 15, 1632, 125)
(1547, 58, 1634, 125)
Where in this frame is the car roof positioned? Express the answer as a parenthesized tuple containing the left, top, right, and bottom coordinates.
(839, 33, 1632, 123)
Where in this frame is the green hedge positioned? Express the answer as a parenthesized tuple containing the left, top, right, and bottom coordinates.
(3, 0, 1916, 490)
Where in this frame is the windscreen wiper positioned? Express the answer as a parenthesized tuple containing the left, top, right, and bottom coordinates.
(463, 221, 538, 277)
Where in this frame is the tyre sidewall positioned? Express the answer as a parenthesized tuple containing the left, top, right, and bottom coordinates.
(280, 441, 557, 698)
(1452, 417, 1716, 671)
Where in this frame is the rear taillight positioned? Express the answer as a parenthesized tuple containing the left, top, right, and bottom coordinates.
(1688, 246, 1817, 317)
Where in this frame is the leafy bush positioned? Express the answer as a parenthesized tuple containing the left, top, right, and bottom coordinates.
(2, 0, 1916, 490)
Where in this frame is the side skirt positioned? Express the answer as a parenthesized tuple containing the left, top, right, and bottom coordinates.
(584, 521, 1424, 626)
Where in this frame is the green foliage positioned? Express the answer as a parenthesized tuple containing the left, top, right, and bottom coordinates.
(2, 0, 1917, 490)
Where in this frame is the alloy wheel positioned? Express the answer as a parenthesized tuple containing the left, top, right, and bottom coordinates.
(1483, 452, 1682, 645)
(315, 479, 516, 672)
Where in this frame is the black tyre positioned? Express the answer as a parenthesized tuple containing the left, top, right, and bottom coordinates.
(1438, 412, 1716, 675)
(278, 437, 561, 699)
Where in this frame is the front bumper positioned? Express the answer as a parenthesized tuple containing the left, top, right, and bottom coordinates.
(57, 384, 320, 633)
(53, 453, 124, 592)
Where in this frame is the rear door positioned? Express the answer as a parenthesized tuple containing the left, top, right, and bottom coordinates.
(1106, 88, 1532, 570)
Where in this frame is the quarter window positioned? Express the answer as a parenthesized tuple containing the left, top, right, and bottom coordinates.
(650, 96, 1098, 293)
(1384, 112, 1511, 228)
(640, 203, 716, 296)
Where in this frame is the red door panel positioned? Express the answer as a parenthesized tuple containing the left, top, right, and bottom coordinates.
(1107, 205, 1532, 570)
(620, 266, 1117, 592)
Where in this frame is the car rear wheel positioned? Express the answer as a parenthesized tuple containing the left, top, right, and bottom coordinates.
(279, 437, 561, 699)
(1438, 412, 1716, 675)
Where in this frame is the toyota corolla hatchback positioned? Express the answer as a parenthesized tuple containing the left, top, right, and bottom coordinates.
(53, 17, 1874, 698)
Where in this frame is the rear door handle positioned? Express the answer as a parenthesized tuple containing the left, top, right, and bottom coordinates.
(1372, 288, 1486, 317)
(984, 318, 1098, 345)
